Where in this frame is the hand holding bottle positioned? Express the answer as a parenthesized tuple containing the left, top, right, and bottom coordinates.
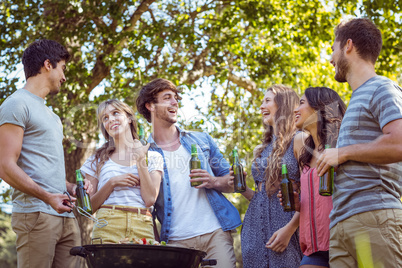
(230, 149, 247, 193)
(316, 147, 342, 177)
(277, 190, 300, 212)
(75, 170, 93, 214)
(229, 166, 248, 190)
(131, 139, 150, 162)
(69, 179, 93, 197)
(189, 169, 216, 188)
(319, 144, 335, 196)
(280, 164, 295, 212)
(189, 144, 203, 187)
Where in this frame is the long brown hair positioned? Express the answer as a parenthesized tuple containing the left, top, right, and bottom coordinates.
(253, 85, 299, 196)
(298, 87, 346, 170)
(90, 99, 139, 176)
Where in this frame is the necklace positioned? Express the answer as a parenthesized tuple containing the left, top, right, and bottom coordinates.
(157, 135, 181, 150)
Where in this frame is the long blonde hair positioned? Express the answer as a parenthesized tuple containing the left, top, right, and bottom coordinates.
(90, 99, 139, 176)
(253, 85, 299, 196)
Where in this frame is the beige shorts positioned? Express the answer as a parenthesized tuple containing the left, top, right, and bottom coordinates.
(329, 208, 402, 268)
(92, 205, 154, 244)
(11, 212, 82, 268)
(168, 228, 236, 268)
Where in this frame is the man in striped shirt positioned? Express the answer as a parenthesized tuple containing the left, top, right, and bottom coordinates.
(316, 18, 402, 267)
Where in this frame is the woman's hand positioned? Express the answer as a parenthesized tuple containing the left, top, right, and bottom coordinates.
(277, 190, 300, 212)
(131, 140, 150, 161)
(265, 225, 294, 253)
(110, 173, 140, 188)
(228, 166, 248, 187)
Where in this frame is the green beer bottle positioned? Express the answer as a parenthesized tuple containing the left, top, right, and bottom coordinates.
(232, 149, 246, 193)
(280, 164, 295, 212)
(319, 144, 334, 196)
(138, 124, 149, 164)
(190, 144, 202, 187)
(139, 125, 147, 146)
(75, 170, 93, 214)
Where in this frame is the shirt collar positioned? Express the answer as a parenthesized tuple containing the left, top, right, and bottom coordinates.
(147, 125, 188, 147)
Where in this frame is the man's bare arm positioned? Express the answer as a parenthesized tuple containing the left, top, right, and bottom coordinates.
(317, 119, 402, 176)
(0, 124, 72, 213)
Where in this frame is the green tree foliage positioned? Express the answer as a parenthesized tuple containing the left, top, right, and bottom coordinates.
(1, 1, 401, 264)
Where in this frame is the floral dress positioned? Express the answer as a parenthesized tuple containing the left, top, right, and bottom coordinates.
(241, 137, 303, 268)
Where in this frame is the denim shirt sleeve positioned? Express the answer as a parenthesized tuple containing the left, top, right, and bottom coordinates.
(205, 133, 231, 177)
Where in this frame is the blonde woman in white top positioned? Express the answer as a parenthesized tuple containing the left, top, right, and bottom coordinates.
(81, 99, 163, 243)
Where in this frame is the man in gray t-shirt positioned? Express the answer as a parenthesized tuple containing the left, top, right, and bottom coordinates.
(0, 40, 92, 268)
(316, 19, 402, 267)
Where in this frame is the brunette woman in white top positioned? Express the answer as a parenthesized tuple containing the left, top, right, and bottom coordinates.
(81, 99, 163, 243)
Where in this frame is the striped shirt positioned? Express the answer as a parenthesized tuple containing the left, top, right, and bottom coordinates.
(330, 76, 402, 229)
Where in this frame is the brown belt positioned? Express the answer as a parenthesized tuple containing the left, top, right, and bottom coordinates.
(100, 205, 152, 217)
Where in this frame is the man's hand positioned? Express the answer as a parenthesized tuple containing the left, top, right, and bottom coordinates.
(49, 193, 76, 214)
(189, 169, 217, 189)
(316, 148, 344, 176)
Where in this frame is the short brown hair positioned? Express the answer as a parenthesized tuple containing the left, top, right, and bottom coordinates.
(136, 78, 182, 122)
(335, 18, 382, 64)
(22, 39, 70, 80)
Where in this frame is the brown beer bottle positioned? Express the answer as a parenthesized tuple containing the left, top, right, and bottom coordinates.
(190, 144, 202, 187)
(76, 170, 93, 214)
(232, 149, 246, 193)
(280, 164, 295, 212)
(319, 145, 334, 196)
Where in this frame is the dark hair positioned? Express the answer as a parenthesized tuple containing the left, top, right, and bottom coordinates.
(136, 78, 182, 122)
(335, 18, 382, 64)
(298, 87, 346, 170)
(22, 39, 70, 80)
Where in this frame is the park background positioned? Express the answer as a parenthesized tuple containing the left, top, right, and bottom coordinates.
(0, 0, 401, 267)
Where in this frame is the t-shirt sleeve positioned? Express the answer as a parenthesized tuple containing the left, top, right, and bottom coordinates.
(147, 151, 164, 177)
(0, 97, 29, 129)
(80, 156, 98, 179)
(371, 83, 402, 129)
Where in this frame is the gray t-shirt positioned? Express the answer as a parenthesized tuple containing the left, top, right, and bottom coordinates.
(0, 89, 72, 217)
(330, 76, 402, 228)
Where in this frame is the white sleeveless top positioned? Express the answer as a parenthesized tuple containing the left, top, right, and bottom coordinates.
(81, 151, 163, 209)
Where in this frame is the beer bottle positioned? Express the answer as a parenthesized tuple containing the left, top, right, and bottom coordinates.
(280, 164, 295, 212)
(75, 170, 93, 214)
(189, 144, 202, 187)
(319, 144, 334, 196)
(139, 125, 147, 146)
(138, 124, 148, 164)
(232, 149, 246, 193)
